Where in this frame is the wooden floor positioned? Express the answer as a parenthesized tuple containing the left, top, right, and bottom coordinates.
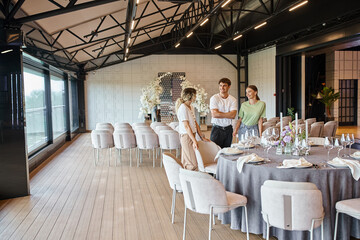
(336, 125, 360, 139)
(0, 133, 269, 240)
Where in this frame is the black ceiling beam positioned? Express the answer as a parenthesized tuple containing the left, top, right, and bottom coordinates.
(89, 16, 107, 42)
(7, 0, 24, 20)
(67, 0, 78, 8)
(48, 0, 64, 9)
(0, 2, 6, 16)
(258, 0, 270, 15)
(123, 0, 137, 61)
(15, 0, 121, 24)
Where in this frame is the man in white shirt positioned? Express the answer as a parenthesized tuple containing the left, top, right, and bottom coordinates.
(209, 78, 237, 148)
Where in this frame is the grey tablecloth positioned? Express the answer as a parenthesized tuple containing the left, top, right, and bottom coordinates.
(216, 146, 360, 240)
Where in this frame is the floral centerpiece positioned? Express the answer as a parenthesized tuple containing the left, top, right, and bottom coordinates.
(276, 122, 305, 154)
(139, 73, 171, 119)
(179, 76, 210, 116)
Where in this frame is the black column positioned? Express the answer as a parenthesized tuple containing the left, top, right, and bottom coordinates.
(0, 46, 30, 199)
(77, 66, 87, 133)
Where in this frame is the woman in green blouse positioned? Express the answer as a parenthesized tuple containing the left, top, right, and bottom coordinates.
(233, 85, 266, 138)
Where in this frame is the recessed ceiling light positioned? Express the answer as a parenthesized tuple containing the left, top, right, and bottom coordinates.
(131, 20, 135, 30)
(1, 49, 13, 54)
(233, 34, 243, 41)
(214, 45, 221, 50)
(289, 0, 308, 11)
(221, 0, 231, 8)
(254, 22, 267, 29)
(175, 43, 180, 48)
(186, 32, 193, 38)
(200, 18, 209, 26)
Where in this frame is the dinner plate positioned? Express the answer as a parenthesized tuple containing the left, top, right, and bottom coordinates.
(247, 159, 265, 164)
(222, 148, 244, 155)
(327, 161, 348, 168)
(232, 143, 255, 149)
(350, 153, 360, 160)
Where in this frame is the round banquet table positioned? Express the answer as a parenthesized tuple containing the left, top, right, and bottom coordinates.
(216, 146, 360, 240)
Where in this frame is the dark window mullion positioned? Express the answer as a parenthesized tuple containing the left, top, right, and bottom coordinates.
(44, 69, 53, 144)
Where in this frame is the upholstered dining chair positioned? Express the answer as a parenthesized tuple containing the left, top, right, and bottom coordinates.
(114, 122, 132, 130)
(306, 118, 317, 126)
(261, 180, 324, 240)
(323, 121, 338, 137)
(159, 130, 181, 167)
(162, 153, 183, 223)
(132, 122, 149, 128)
(95, 122, 114, 133)
(168, 121, 179, 130)
(179, 169, 249, 240)
(263, 122, 276, 132)
(155, 125, 173, 135)
(333, 198, 360, 240)
(194, 141, 221, 176)
(113, 130, 137, 166)
(91, 129, 114, 166)
(267, 117, 280, 123)
(310, 122, 324, 137)
(308, 137, 325, 146)
(135, 131, 159, 167)
(150, 122, 166, 130)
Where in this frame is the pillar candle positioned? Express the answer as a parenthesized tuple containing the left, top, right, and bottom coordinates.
(305, 120, 308, 141)
(295, 113, 298, 135)
(280, 112, 283, 132)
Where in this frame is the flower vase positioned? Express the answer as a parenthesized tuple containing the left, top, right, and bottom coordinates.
(199, 112, 207, 131)
(145, 114, 152, 125)
(276, 145, 283, 155)
(284, 143, 292, 155)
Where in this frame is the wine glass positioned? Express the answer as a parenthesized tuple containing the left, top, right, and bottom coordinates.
(347, 134, 355, 156)
(341, 134, 350, 157)
(324, 137, 333, 161)
(272, 128, 280, 140)
(301, 139, 311, 157)
(334, 138, 343, 157)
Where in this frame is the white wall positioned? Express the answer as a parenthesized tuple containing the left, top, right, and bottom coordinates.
(85, 54, 237, 130)
(248, 46, 276, 118)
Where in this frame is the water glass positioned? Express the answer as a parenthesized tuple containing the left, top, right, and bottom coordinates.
(347, 134, 355, 156)
(334, 138, 343, 157)
(341, 134, 350, 157)
(324, 137, 333, 161)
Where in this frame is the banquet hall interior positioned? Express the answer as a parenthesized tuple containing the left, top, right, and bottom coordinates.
(0, 0, 360, 239)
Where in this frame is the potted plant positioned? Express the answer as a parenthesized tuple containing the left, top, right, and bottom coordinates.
(312, 86, 340, 120)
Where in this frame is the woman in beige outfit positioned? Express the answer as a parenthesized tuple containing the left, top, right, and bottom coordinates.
(176, 88, 210, 170)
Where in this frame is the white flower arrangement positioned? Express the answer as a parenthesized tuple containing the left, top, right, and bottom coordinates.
(180, 76, 210, 115)
(139, 73, 170, 118)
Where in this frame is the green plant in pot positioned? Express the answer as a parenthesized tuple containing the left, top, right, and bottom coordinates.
(312, 86, 340, 118)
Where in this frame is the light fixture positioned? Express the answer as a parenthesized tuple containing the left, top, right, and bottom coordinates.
(131, 20, 135, 30)
(254, 22, 267, 29)
(126, 48, 129, 53)
(289, 0, 308, 11)
(214, 45, 221, 50)
(128, 38, 131, 44)
(1, 49, 13, 54)
(200, 18, 209, 26)
(186, 32, 193, 38)
(175, 43, 180, 48)
(124, 57, 127, 61)
(221, 0, 231, 8)
(136, 0, 139, 4)
(315, 92, 323, 99)
(233, 34, 243, 41)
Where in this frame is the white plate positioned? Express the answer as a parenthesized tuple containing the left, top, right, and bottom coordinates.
(232, 143, 255, 149)
(247, 159, 265, 164)
(350, 153, 360, 160)
(327, 161, 349, 168)
(222, 148, 244, 155)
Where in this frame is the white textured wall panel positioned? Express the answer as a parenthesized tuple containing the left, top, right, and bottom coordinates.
(248, 47, 276, 118)
(86, 54, 237, 130)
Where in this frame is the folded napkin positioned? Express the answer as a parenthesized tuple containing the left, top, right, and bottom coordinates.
(214, 148, 240, 161)
(237, 153, 264, 173)
(277, 157, 313, 169)
(330, 157, 360, 181)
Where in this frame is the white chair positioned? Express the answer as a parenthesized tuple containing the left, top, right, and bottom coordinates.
(162, 153, 183, 223)
(168, 122, 179, 130)
(261, 180, 324, 240)
(114, 128, 133, 133)
(310, 122, 324, 137)
(150, 122, 166, 130)
(135, 132, 159, 167)
(155, 125, 173, 135)
(95, 122, 114, 133)
(323, 121, 338, 137)
(114, 122, 132, 130)
(113, 130, 136, 167)
(334, 198, 360, 240)
(159, 130, 181, 167)
(308, 137, 325, 146)
(91, 129, 114, 166)
(194, 141, 221, 176)
(179, 169, 249, 240)
(132, 122, 148, 128)
(306, 118, 317, 126)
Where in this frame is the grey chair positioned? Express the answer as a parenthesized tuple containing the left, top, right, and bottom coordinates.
(334, 198, 360, 240)
(91, 129, 114, 166)
(310, 122, 324, 137)
(323, 121, 338, 137)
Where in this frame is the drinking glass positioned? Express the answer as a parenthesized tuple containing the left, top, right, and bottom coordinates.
(347, 134, 355, 156)
(341, 134, 350, 157)
(334, 138, 343, 157)
(324, 137, 333, 161)
(272, 128, 280, 140)
(301, 139, 311, 156)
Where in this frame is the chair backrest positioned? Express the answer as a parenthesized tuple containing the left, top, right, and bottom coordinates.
(91, 129, 114, 149)
(195, 141, 221, 172)
(132, 122, 149, 128)
(308, 137, 325, 146)
(95, 122, 114, 133)
(159, 130, 181, 149)
(163, 153, 183, 191)
(263, 122, 276, 131)
(261, 180, 323, 231)
(305, 118, 317, 126)
(114, 128, 133, 133)
(150, 122, 166, 130)
(179, 168, 228, 214)
(155, 125, 173, 134)
(282, 116, 292, 126)
(309, 122, 324, 137)
(267, 117, 280, 123)
(292, 119, 305, 125)
(133, 125, 152, 131)
(113, 130, 136, 149)
(114, 123, 132, 130)
(135, 132, 159, 149)
(168, 122, 179, 130)
(323, 121, 338, 137)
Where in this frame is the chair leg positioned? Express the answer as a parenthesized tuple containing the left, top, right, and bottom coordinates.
(171, 188, 176, 223)
(108, 148, 111, 167)
(244, 206, 249, 240)
(209, 207, 213, 240)
(183, 207, 187, 240)
(321, 220, 324, 240)
(129, 149, 132, 167)
(334, 211, 339, 240)
(266, 222, 270, 240)
(213, 213, 215, 225)
(153, 148, 155, 168)
(160, 149, 163, 168)
(310, 229, 313, 240)
(97, 149, 99, 165)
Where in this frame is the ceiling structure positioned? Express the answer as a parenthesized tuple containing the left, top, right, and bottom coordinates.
(1, 0, 360, 73)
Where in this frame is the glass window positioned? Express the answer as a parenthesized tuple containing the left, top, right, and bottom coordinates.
(51, 74, 66, 138)
(24, 67, 48, 152)
(70, 78, 79, 131)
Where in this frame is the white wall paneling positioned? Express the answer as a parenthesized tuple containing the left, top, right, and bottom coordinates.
(85, 54, 238, 130)
(248, 46, 276, 118)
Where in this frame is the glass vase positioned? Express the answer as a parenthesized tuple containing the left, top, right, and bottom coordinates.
(284, 143, 292, 155)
